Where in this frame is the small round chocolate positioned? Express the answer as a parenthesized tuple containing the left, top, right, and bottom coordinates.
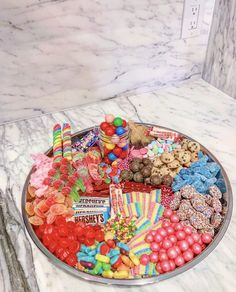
(141, 166, 152, 178)
(162, 174, 173, 187)
(130, 161, 140, 172)
(139, 163, 144, 170)
(133, 158, 142, 164)
(120, 170, 133, 181)
(133, 172, 144, 183)
(142, 158, 152, 166)
(144, 177, 151, 184)
(150, 174, 162, 185)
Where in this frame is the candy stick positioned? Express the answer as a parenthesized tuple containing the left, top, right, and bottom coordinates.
(62, 123, 72, 160)
(53, 124, 62, 162)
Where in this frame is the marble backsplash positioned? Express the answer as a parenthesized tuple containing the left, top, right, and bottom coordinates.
(202, 0, 236, 99)
(0, 0, 215, 123)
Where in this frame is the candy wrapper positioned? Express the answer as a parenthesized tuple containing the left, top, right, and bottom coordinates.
(72, 129, 99, 152)
(148, 126, 182, 142)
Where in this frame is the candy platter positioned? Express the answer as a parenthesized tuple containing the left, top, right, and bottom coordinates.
(22, 120, 233, 286)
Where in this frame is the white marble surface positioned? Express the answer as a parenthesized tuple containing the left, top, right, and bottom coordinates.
(0, 78, 235, 292)
(0, 0, 215, 124)
(203, 0, 236, 99)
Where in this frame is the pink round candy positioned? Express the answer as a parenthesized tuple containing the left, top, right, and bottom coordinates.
(151, 242, 160, 252)
(176, 230, 186, 241)
(167, 247, 178, 259)
(111, 134, 120, 144)
(140, 254, 150, 265)
(175, 255, 185, 267)
(140, 148, 148, 155)
(178, 240, 189, 252)
(163, 208, 173, 218)
(170, 214, 179, 223)
(145, 233, 154, 243)
(157, 228, 167, 238)
(201, 233, 212, 244)
(149, 252, 159, 263)
(161, 260, 171, 272)
(162, 220, 171, 228)
(154, 233, 163, 243)
(105, 114, 114, 123)
(150, 230, 157, 237)
(183, 249, 194, 262)
(192, 243, 202, 255)
(162, 239, 173, 250)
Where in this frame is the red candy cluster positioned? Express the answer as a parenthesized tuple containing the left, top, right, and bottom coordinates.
(144, 209, 212, 274)
(34, 216, 104, 267)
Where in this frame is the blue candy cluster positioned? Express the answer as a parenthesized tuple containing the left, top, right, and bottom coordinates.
(172, 151, 224, 193)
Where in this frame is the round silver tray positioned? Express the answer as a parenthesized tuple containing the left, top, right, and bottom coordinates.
(22, 124, 233, 286)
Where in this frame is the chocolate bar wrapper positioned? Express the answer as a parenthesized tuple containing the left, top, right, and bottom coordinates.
(73, 212, 109, 224)
(76, 196, 110, 207)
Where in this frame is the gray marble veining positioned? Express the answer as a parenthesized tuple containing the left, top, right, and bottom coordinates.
(0, 0, 215, 124)
(203, 0, 236, 99)
(0, 79, 236, 292)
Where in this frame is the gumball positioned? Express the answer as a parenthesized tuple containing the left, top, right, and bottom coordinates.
(198, 238, 203, 245)
(161, 260, 171, 272)
(184, 226, 193, 235)
(120, 150, 128, 159)
(166, 226, 175, 235)
(122, 144, 129, 151)
(192, 233, 200, 243)
(192, 243, 202, 255)
(122, 120, 127, 128)
(163, 208, 173, 218)
(105, 127, 115, 136)
(174, 223, 183, 231)
(151, 242, 160, 252)
(154, 233, 163, 243)
(145, 233, 154, 243)
(174, 246, 181, 255)
(157, 228, 167, 238)
(176, 230, 186, 241)
(149, 252, 159, 263)
(170, 214, 179, 223)
(168, 234, 177, 244)
(108, 153, 118, 161)
(178, 240, 189, 252)
(100, 122, 109, 131)
(113, 147, 122, 157)
(116, 126, 125, 136)
(169, 260, 176, 271)
(140, 254, 150, 265)
(167, 247, 178, 259)
(162, 239, 173, 250)
(186, 235, 194, 246)
(113, 117, 123, 127)
(201, 233, 212, 244)
(162, 221, 170, 228)
(150, 230, 157, 237)
(105, 143, 115, 150)
(111, 134, 120, 144)
(175, 255, 185, 267)
(159, 248, 166, 253)
(159, 252, 168, 262)
(105, 114, 114, 123)
(183, 249, 194, 262)
(156, 262, 163, 274)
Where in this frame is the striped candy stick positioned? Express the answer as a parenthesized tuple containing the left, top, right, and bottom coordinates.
(53, 124, 62, 162)
(62, 123, 72, 160)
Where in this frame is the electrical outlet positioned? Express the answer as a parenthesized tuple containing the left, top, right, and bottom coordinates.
(181, 0, 204, 39)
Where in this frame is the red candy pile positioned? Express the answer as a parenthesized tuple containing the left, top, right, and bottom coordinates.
(34, 216, 105, 267)
(144, 208, 212, 274)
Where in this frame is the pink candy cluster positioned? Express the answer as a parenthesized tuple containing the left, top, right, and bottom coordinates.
(139, 208, 212, 273)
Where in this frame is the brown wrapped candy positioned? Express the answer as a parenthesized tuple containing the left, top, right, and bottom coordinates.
(130, 161, 140, 173)
(133, 172, 144, 183)
(162, 174, 173, 187)
(141, 166, 152, 178)
(120, 170, 133, 181)
(150, 174, 162, 186)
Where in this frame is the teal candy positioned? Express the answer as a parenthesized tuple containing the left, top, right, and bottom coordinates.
(110, 255, 119, 265)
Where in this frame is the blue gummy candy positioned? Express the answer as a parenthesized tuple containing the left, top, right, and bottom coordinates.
(215, 178, 226, 193)
(110, 255, 119, 265)
(116, 242, 130, 252)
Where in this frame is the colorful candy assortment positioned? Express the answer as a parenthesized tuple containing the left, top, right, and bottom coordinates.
(99, 115, 129, 164)
(25, 115, 228, 281)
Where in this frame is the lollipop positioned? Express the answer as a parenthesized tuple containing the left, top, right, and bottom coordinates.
(53, 124, 62, 162)
(62, 123, 72, 160)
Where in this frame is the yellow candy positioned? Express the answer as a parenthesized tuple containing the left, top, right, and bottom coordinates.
(90, 245, 97, 250)
(104, 143, 115, 150)
(121, 255, 134, 268)
(95, 254, 110, 264)
(102, 270, 114, 278)
(105, 231, 115, 241)
(117, 263, 130, 272)
(113, 270, 129, 279)
(129, 251, 140, 266)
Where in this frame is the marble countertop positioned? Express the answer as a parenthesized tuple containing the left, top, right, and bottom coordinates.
(0, 78, 235, 292)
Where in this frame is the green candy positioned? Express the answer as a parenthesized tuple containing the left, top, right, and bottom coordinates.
(113, 117, 123, 127)
(102, 263, 111, 271)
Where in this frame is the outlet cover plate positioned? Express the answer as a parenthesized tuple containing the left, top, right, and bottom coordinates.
(181, 0, 204, 39)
